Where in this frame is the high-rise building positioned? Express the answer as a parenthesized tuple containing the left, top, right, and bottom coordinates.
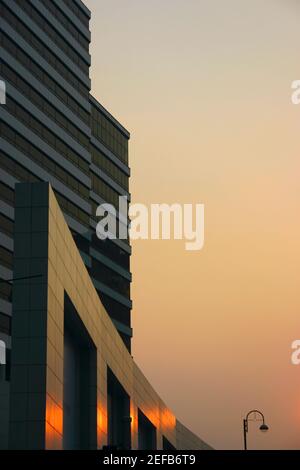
(89, 97, 132, 350)
(0, 0, 132, 356)
(0, 0, 211, 451)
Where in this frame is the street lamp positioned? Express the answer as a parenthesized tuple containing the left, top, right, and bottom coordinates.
(243, 409, 269, 450)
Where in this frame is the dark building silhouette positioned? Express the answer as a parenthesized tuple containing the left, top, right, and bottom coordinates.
(0, 0, 212, 451)
(0, 0, 132, 354)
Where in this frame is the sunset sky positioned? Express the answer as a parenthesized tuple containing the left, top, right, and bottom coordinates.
(85, 0, 300, 449)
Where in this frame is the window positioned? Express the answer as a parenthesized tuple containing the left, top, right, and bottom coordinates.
(91, 145, 129, 191)
(91, 105, 129, 165)
(14, 0, 89, 73)
(0, 31, 90, 124)
(91, 173, 127, 209)
(3, 98, 90, 178)
(0, 214, 14, 237)
(0, 313, 11, 336)
(0, 247, 13, 269)
(1, 4, 89, 97)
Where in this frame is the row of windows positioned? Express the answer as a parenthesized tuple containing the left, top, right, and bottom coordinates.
(5, 96, 90, 176)
(100, 293, 131, 327)
(44, 0, 90, 50)
(91, 106, 129, 165)
(0, 213, 14, 237)
(0, 247, 13, 270)
(62, 0, 90, 29)
(0, 151, 38, 184)
(91, 200, 130, 245)
(72, 229, 131, 273)
(1, 31, 90, 125)
(0, 183, 14, 206)
(72, 231, 90, 256)
(55, 192, 90, 227)
(0, 312, 11, 335)
(91, 234, 130, 270)
(15, 0, 89, 74)
(0, 152, 90, 228)
(1, 61, 90, 150)
(91, 258, 130, 299)
(119, 332, 131, 350)
(1, 123, 89, 200)
(91, 145, 129, 191)
(0, 286, 12, 316)
(91, 173, 127, 210)
(1, 4, 89, 98)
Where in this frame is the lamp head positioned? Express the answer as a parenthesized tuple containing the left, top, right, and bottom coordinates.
(259, 423, 269, 432)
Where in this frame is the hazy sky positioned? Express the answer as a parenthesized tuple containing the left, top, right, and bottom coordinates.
(85, 0, 300, 449)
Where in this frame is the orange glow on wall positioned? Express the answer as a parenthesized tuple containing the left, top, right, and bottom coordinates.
(97, 403, 107, 433)
(45, 395, 63, 449)
(161, 407, 176, 431)
(97, 402, 108, 449)
(45, 395, 63, 435)
(130, 402, 138, 435)
(141, 406, 160, 430)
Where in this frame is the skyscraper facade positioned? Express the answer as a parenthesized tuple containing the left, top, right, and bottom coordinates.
(0, 0, 132, 358)
(0, 0, 132, 447)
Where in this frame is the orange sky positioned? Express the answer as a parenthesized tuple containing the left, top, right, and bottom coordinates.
(85, 0, 300, 449)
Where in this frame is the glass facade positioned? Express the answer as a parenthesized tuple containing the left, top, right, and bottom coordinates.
(0, 0, 132, 362)
(91, 144, 129, 191)
(1, 3, 89, 97)
(0, 20, 90, 123)
(1, 61, 89, 148)
(91, 104, 129, 165)
(0, 0, 212, 447)
(90, 99, 131, 337)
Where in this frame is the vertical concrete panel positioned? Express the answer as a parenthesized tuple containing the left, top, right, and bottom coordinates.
(9, 183, 211, 450)
(9, 183, 49, 449)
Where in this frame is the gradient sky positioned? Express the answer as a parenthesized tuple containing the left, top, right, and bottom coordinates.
(85, 0, 300, 449)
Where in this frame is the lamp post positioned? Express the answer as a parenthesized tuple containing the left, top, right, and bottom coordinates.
(243, 409, 269, 450)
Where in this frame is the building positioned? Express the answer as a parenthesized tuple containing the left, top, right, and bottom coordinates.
(89, 96, 132, 350)
(0, 0, 211, 450)
(0, 0, 132, 352)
